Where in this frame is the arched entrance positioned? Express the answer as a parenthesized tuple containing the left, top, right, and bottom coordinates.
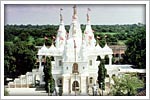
(72, 81, 79, 91)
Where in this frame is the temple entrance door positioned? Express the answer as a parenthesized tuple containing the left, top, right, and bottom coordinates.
(72, 81, 80, 95)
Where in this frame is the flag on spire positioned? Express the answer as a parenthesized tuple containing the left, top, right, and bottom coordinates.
(60, 8, 63, 11)
(44, 36, 48, 40)
(97, 36, 100, 39)
(52, 36, 56, 40)
(88, 8, 91, 11)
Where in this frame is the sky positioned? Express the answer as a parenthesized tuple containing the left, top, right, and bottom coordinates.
(4, 4, 145, 25)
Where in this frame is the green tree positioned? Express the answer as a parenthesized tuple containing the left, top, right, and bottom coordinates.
(104, 55, 109, 64)
(43, 56, 55, 95)
(14, 41, 36, 76)
(18, 32, 30, 41)
(97, 59, 107, 90)
(122, 26, 146, 69)
(4, 88, 9, 96)
(4, 42, 17, 83)
(110, 74, 144, 96)
(35, 38, 45, 46)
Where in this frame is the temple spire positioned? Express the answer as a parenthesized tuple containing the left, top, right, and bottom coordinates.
(72, 5, 77, 19)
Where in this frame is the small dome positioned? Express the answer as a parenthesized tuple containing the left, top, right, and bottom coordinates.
(49, 44, 57, 51)
(94, 44, 103, 54)
(95, 44, 102, 50)
(48, 44, 59, 55)
(38, 44, 48, 54)
(42, 44, 48, 50)
(103, 43, 113, 54)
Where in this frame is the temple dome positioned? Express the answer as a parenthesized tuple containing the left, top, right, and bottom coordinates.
(103, 43, 113, 54)
(49, 44, 57, 51)
(38, 44, 48, 55)
(95, 44, 102, 50)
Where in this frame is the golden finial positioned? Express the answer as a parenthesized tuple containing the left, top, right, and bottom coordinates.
(60, 8, 63, 22)
(73, 5, 77, 16)
(87, 8, 91, 22)
(72, 5, 77, 19)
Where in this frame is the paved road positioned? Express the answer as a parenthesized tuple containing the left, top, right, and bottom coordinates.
(7, 87, 109, 96)
(7, 88, 48, 96)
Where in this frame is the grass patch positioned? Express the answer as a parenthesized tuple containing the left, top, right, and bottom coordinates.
(118, 40, 127, 45)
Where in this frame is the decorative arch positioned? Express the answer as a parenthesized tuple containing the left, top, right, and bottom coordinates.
(96, 56, 101, 61)
(115, 53, 119, 57)
(112, 74, 116, 78)
(50, 56, 55, 61)
(89, 77, 93, 84)
(121, 53, 125, 57)
(57, 78, 62, 87)
(72, 81, 79, 91)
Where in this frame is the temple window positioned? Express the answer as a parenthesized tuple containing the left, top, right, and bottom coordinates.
(72, 81, 79, 91)
(89, 77, 93, 84)
(57, 78, 62, 87)
(59, 79, 62, 84)
(41, 62, 45, 66)
(58, 79, 62, 84)
(59, 60, 62, 66)
(83, 67, 85, 69)
(89, 60, 92, 66)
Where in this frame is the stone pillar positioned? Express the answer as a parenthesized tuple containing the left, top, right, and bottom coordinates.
(20, 76, 22, 88)
(109, 74, 112, 88)
(94, 74, 98, 85)
(14, 80, 16, 88)
(62, 75, 69, 95)
(100, 55, 105, 59)
(55, 87, 59, 96)
(80, 75, 87, 95)
(32, 74, 35, 86)
(53, 76, 59, 95)
(53, 76, 57, 87)
(39, 61, 42, 69)
(108, 74, 112, 93)
(26, 74, 29, 88)
(8, 83, 10, 88)
(108, 55, 112, 66)
(38, 55, 42, 71)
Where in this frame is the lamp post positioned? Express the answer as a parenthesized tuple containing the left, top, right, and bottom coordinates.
(100, 82, 103, 96)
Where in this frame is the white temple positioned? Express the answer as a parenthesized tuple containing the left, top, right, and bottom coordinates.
(7, 5, 146, 96)
(37, 5, 113, 95)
